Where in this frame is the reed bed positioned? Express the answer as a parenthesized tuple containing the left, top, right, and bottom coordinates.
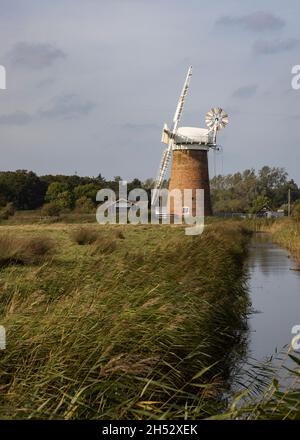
(0, 222, 250, 419)
(216, 351, 300, 420)
(270, 220, 300, 265)
(0, 234, 54, 267)
(249, 218, 300, 266)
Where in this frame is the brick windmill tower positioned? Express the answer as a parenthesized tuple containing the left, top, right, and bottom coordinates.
(152, 67, 228, 217)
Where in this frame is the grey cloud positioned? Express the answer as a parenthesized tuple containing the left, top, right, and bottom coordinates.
(39, 94, 96, 119)
(8, 42, 66, 69)
(0, 111, 32, 125)
(232, 84, 258, 99)
(253, 38, 300, 54)
(216, 11, 285, 32)
(0, 94, 95, 125)
(36, 77, 56, 89)
(122, 123, 159, 131)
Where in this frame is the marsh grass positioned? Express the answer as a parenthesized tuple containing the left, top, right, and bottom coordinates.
(0, 222, 250, 419)
(215, 352, 300, 420)
(70, 226, 118, 253)
(0, 234, 54, 266)
(114, 229, 125, 239)
(271, 220, 300, 265)
(248, 218, 300, 266)
(91, 237, 117, 254)
(70, 227, 99, 245)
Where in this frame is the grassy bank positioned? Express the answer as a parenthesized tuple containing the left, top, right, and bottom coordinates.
(268, 220, 300, 265)
(0, 221, 250, 419)
(248, 218, 300, 265)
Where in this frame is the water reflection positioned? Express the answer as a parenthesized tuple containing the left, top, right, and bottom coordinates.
(247, 232, 300, 361)
(247, 233, 294, 276)
(231, 232, 300, 393)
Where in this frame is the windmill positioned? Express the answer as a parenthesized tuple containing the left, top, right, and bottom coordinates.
(152, 66, 228, 217)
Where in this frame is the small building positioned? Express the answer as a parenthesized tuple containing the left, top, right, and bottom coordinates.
(108, 198, 138, 213)
(256, 206, 271, 218)
(256, 205, 285, 219)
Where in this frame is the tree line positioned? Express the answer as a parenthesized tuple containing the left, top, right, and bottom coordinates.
(0, 170, 151, 216)
(0, 166, 299, 216)
(211, 166, 300, 214)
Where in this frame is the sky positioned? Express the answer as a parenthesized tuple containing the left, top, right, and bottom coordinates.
(0, 0, 300, 183)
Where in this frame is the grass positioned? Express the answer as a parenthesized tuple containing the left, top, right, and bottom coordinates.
(0, 221, 251, 419)
(216, 351, 300, 420)
(248, 217, 300, 266)
(70, 226, 99, 245)
(269, 219, 300, 265)
(70, 226, 119, 254)
(0, 210, 97, 225)
(0, 234, 54, 267)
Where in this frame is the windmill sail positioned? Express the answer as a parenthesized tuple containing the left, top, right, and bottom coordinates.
(152, 66, 192, 205)
(172, 66, 192, 130)
(151, 147, 171, 205)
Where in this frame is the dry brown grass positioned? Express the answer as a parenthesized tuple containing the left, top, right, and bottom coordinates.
(92, 237, 117, 254)
(114, 229, 125, 239)
(70, 226, 118, 253)
(69, 227, 98, 245)
(0, 234, 54, 266)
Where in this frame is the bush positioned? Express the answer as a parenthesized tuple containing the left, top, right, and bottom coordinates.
(0, 210, 9, 220)
(75, 196, 94, 214)
(292, 201, 300, 222)
(70, 227, 98, 245)
(45, 182, 73, 209)
(0, 202, 15, 220)
(0, 235, 54, 266)
(4, 202, 15, 216)
(41, 203, 62, 217)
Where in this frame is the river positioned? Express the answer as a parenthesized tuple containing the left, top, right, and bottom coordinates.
(232, 232, 300, 391)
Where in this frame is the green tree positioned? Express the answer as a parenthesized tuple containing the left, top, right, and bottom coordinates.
(0, 170, 47, 209)
(75, 196, 94, 213)
(41, 202, 62, 217)
(46, 182, 73, 209)
(74, 184, 99, 203)
(251, 195, 271, 214)
(257, 166, 288, 197)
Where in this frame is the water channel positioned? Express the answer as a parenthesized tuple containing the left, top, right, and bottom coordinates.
(234, 232, 300, 390)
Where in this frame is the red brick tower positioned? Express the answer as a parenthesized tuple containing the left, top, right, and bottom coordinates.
(168, 147, 212, 217)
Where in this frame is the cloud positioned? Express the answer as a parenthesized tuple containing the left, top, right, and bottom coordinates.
(8, 42, 66, 69)
(232, 84, 258, 99)
(253, 38, 300, 54)
(39, 94, 96, 119)
(36, 77, 56, 89)
(0, 111, 32, 125)
(0, 95, 95, 125)
(122, 123, 159, 131)
(216, 11, 285, 32)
